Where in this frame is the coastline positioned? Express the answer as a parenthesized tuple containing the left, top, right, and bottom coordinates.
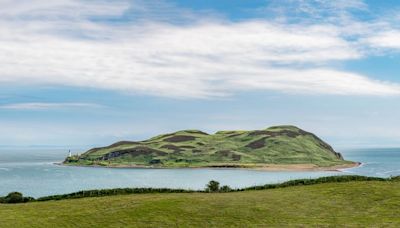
(253, 162, 361, 172)
(56, 162, 361, 172)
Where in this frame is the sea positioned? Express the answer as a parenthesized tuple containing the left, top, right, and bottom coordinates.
(0, 148, 399, 198)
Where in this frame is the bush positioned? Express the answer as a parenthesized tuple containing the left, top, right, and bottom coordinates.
(219, 185, 232, 192)
(206, 180, 220, 192)
(4, 192, 24, 203)
(23, 197, 35, 203)
(0, 192, 35, 204)
(391, 176, 400, 181)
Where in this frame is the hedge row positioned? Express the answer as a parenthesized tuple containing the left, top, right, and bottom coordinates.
(37, 188, 194, 201)
(239, 175, 389, 191)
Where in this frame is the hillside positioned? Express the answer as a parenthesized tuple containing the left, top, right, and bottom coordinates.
(1, 181, 399, 227)
(64, 125, 356, 169)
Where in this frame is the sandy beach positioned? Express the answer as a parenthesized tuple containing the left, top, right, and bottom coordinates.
(58, 162, 362, 172)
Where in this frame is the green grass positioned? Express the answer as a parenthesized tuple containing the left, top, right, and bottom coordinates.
(1, 181, 399, 227)
(65, 125, 353, 168)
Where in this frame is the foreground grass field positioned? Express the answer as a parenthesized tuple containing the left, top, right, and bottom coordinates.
(1, 181, 399, 227)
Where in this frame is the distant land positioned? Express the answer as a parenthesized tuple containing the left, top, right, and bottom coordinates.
(63, 125, 359, 170)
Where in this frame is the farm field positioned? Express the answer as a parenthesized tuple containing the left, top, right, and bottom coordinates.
(1, 180, 399, 227)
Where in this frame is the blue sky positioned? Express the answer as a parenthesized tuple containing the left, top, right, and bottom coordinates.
(1, 0, 400, 148)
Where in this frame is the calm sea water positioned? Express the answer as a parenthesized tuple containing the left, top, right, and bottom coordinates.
(0, 148, 399, 197)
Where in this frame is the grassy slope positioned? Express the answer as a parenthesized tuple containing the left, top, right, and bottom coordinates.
(1, 181, 399, 227)
(65, 125, 352, 167)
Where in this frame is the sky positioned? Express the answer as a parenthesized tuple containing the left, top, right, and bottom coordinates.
(0, 0, 400, 149)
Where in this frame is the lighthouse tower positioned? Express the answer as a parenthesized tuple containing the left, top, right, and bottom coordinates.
(68, 150, 72, 157)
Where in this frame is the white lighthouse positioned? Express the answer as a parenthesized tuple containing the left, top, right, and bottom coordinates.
(68, 150, 72, 157)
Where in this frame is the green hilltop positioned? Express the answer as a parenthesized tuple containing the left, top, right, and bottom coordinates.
(64, 125, 354, 168)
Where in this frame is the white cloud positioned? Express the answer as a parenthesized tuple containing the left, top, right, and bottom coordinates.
(0, 102, 104, 110)
(0, 0, 399, 98)
(295, 0, 367, 14)
(262, 0, 367, 24)
(0, 0, 129, 19)
(228, 68, 400, 96)
(364, 30, 400, 49)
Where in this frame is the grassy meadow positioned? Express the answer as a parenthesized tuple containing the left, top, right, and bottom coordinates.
(1, 180, 399, 227)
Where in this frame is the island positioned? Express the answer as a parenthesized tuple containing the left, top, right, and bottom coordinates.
(63, 125, 359, 170)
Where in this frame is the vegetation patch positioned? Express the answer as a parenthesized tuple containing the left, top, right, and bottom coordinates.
(97, 147, 167, 161)
(0, 192, 34, 204)
(245, 137, 267, 149)
(163, 135, 197, 142)
(160, 144, 183, 152)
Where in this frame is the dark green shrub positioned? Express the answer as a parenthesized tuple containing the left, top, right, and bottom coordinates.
(206, 180, 220, 192)
(4, 192, 24, 203)
(0, 192, 35, 204)
(23, 197, 35, 203)
(219, 185, 232, 192)
(390, 176, 400, 181)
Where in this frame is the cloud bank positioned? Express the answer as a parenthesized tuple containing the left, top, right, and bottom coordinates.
(0, 0, 400, 98)
(0, 102, 104, 110)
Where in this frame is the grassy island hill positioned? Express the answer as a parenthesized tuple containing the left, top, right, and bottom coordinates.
(64, 125, 356, 169)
